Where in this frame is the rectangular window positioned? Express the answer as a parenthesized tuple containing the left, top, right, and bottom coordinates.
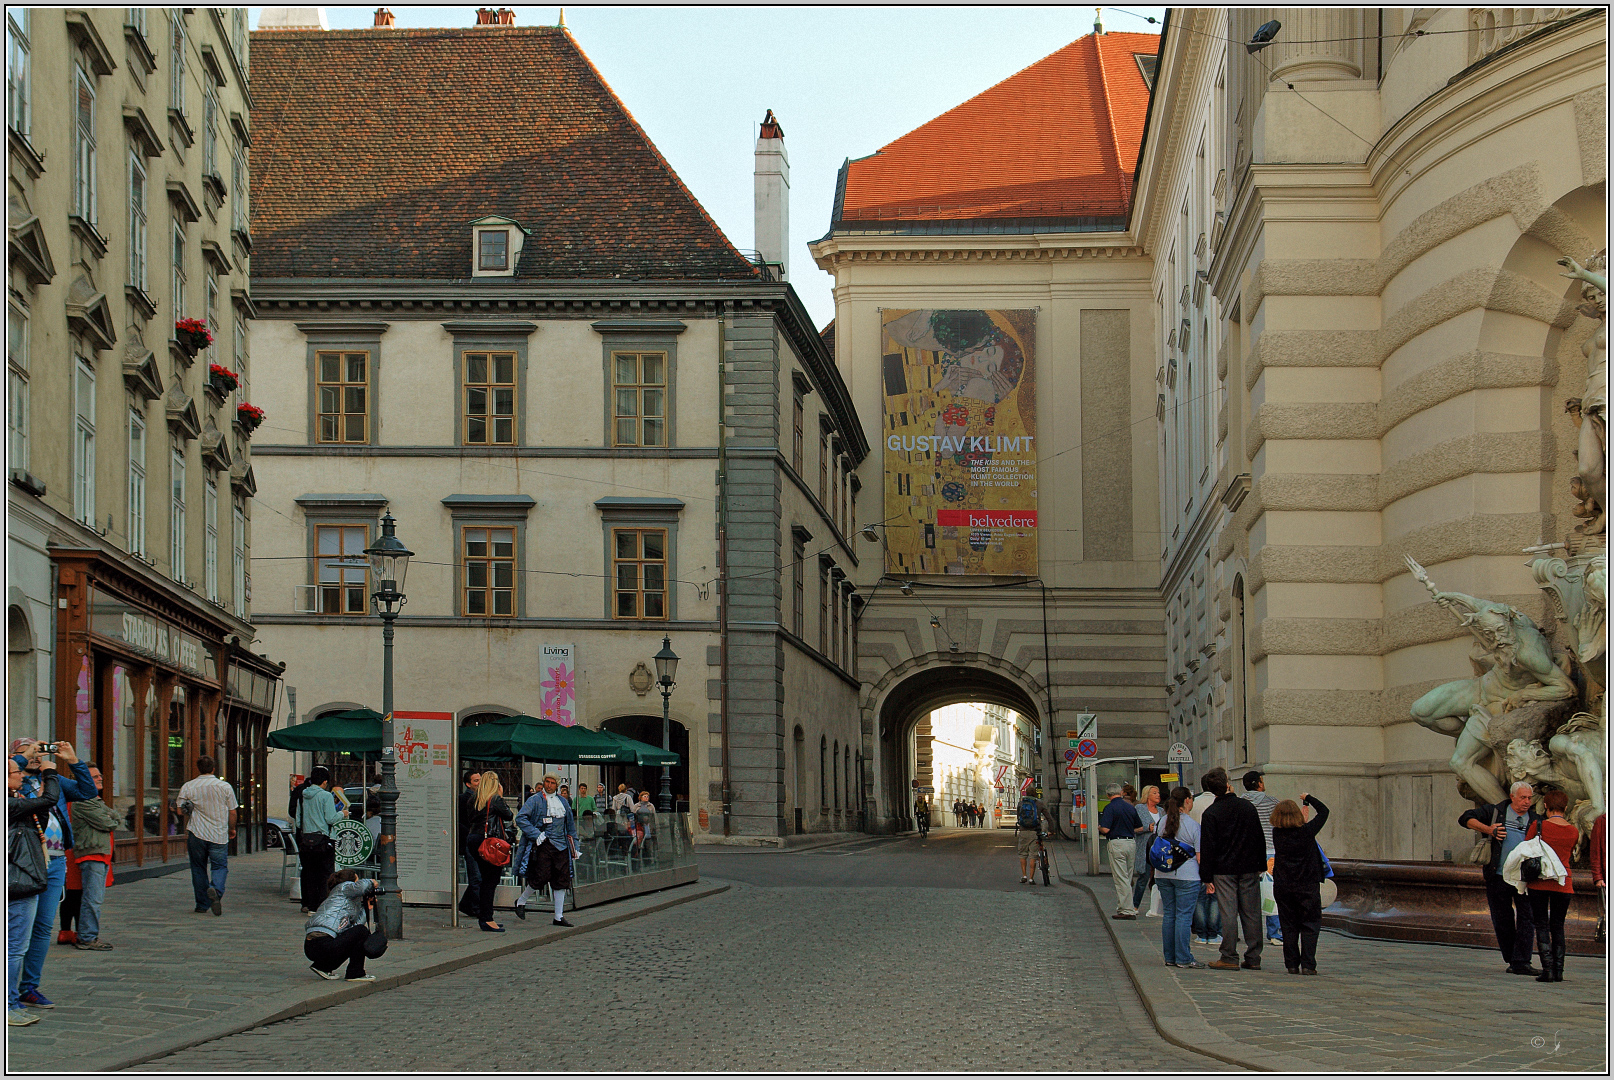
(841, 590, 851, 670)
(7, 306, 27, 472)
(315, 524, 368, 614)
(170, 445, 186, 581)
(229, 9, 246, 72)
(792, 390, 804, 474)
(830, 580, 840, 665)
(74, 66, 96, 221)
(462, 351, 515, 445)
(128, 150, 147, 289)
(463, 526, 516, 617)
(315, 351, 369, 443)
(128, 409, 146, 556)
(204, 477, 218, 601)
(205, 273, 218, 363)
(478, 229, 508, 270)
(127, 8, 147, 37)
(172, 218, 186, 324)
(612, 528, 666, 620)
(819, 565, 830, 654)
(230, 142, 245, 233)
(169, 13, 185, 117)
(611, 352, 666, 447)
(202, 86, 217, 177)
(819, 429, 830, 506)
(73, 359, 96, 525)
(232, 502, 246, 617)
(792, 543, 805, 638)
(7, 10, 29, 138)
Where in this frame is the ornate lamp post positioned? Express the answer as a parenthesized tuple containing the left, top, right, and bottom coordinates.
(364, 512, 412, 938)
(653, 635, 679, 812)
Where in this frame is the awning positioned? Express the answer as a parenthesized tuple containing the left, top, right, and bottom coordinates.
(595, 728, 682, 767)
(266, 709, 383, 752)
(459, 714, 676, 765)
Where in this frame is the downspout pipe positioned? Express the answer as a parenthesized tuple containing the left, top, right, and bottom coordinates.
(717, 302, 732, 835)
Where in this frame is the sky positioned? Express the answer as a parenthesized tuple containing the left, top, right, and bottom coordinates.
(249, 5, 1165, 329)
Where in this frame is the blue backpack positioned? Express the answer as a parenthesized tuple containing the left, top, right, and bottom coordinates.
(1148, 832, 1195, 872)
(1016, 797, 1040, 830)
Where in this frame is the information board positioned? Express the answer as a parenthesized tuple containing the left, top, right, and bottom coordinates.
(390, 711, 453, 896)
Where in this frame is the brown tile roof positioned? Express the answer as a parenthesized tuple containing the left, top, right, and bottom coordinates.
(249, 26, 756, 280)
(819, 319, 835, 361)
(836, 31, 1159, 225)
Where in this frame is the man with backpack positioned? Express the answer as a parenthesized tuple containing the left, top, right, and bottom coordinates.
(1015, 792, 1045, 883)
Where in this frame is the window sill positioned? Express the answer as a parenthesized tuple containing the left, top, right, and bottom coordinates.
(167, 107, 195, 148)
(9, 469, 46, 497)
(125, 285, 158, 320)
(8, 128, 45, 178)
(68, 215, 110, 260)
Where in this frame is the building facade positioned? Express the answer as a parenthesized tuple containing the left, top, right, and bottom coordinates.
(6, 7, 281, 866)
(245, 15, 866, 840)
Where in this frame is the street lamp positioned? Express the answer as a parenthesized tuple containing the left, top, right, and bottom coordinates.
(364, 511, 412, 938)
(653, 635, 679, 813)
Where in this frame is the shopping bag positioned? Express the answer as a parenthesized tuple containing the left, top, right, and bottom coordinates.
(1147, 884, 1162, 917)
(1259, 871, 1277, 916)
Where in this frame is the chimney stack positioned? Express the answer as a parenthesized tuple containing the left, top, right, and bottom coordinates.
(1093, 6, 1104, 34)
(754, 110, 789, 281)
(373, 7, 394, 27)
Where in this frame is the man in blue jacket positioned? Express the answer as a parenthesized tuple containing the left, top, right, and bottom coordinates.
(10, 739, 97, 1010)
(515, 774, 579, 927)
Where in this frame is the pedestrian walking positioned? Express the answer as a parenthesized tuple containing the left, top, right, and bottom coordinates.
(1198, 766, 1267, 970)
(1151, 786, 1204, 969)
(294, 766, 342, 914)
(1524, 789, 1578, 982)
(1098, 783, 1144, 918)
(11, 738, 96, 1013)
(68, 765, 119, 950)
(464, 772, 512, 932)
(8, 757, 59, 1027)
(514, 774, 579, 926)
(177, 756, 239, 917)
(304, 869, 386, 982)
(1458, 781, 1544, 976)
(1133, 785, 1163, 913)
(456, 770, 482, 919)
(1015, 792, 1045, 883)
(1270, 793, 1330, 974)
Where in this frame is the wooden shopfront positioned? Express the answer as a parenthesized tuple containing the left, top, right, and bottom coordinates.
(50, 548, 281, 869)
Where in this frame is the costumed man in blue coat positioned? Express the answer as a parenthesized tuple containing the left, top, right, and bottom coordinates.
(514, 774, 579, 926)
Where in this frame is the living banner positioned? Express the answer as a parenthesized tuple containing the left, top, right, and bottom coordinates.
(881, 309, 1037, 576)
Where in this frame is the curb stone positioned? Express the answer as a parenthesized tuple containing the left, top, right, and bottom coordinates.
(40, 879, 729, 1074)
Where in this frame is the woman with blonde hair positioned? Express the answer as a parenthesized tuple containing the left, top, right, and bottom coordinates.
(1270, 793, 1330, 974)
(463, 771, 512, 932)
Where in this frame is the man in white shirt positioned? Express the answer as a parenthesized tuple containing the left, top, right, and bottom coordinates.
(177, 756, 238, 916)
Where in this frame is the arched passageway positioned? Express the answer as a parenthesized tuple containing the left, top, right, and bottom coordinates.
(599, 714, 690, 811)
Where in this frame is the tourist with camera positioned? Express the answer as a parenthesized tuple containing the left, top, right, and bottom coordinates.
(304, 869, 387, 982)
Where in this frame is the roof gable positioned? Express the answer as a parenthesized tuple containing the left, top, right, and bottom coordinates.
(836, 31, 1159, 226)
(249, 27, 754, 281)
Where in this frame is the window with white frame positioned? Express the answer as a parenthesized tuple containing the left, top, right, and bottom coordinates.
(233, 316, 246, 386)
(7, 305, 27, 473)
(202, 86, 217, 178)
(172, 218, 186, 324)
(206, 273, 218, 362)
(128, 149, 147, 290)
(73, 359, 96, 525)
(169, 13, 185, 117)
(229, 10, 246, 72)
(315, 524, 369, 614)
(126, 8, 146, 37)
(7, 10, 29, 138)
(74, 65, 96, 221)
(231, 141, 245, 233)
(128, 409, 147, 556)
(232, 500, 246, 617)
(170, 444, 186, 581)
(204, 477, 218, 601)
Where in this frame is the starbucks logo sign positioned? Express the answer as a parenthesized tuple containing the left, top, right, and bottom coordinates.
(331, 818, 374, 868)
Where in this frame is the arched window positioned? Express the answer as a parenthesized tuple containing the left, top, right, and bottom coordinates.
(8, 606, 35, 740)
(832, 740, 839, 809)
(793, 725, 806, 810)
(845, 745, 852, 810)
(819, 735, 827, 808)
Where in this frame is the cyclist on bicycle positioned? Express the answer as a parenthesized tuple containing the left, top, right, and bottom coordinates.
(914, 794, 931, 838)
(1015, 791, 1046, 883)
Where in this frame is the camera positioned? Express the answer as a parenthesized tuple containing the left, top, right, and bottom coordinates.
(39, 743, 58, 754)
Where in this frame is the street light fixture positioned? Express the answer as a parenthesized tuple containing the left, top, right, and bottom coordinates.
(364, 511, 412, 939)
(653, 635, 679, 812)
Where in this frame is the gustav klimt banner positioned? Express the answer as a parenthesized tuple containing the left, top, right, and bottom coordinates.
(882, 309, 1037, 576)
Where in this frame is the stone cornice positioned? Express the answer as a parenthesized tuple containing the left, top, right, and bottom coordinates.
(1131, 7, 1218, 255)
(809, 236, 1145, 270)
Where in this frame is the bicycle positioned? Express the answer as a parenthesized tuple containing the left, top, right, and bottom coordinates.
(916, 810, 930, 838)
(1035, 829, 1050, 886)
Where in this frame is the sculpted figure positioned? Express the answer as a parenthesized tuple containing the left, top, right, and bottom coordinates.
(1559, 253, 1606, 536)
(1505, 737, 1588, 807)
(1406, 556, 1576, 804)
(1547, 710, 1606, 821)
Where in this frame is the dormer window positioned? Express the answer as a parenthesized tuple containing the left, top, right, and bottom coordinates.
(469, 215, 525, 278)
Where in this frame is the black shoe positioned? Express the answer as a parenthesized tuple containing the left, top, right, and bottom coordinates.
(552, 917, 574, 927)
(207, 886, 222, 916)
(1240, 959, 1261, 970)
(1286, 966, 1300, 974)
(1508, 963, 1543, 976)
(1300, 967, 1318, 975)
(514, 903, 526, 921)
(478, 921, 505, 933)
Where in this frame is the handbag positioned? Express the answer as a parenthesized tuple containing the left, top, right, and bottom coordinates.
(1520, 820, 1545, 882)
(476, 810, 512, 867)
(7, 822, 48, 900)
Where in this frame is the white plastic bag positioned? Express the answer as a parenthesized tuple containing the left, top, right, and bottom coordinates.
(1147, 884, 1162, 917)
(1260, 871, 1277, 915)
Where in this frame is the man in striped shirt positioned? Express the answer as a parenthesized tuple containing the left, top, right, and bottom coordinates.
(177, 757, 238, 916)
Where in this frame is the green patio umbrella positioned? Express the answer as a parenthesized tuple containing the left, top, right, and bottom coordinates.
(456, 714, 634, 764)
(594, 728, 682, 767)
(266, 708, 384, 753)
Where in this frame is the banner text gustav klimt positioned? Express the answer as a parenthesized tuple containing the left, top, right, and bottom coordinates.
(882, 309, 1037, 576)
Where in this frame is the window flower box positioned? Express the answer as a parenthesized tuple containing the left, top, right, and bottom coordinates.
(208, 363, 240, 399)
(176, 317, 213, 356)
(236, 402, 265, 436)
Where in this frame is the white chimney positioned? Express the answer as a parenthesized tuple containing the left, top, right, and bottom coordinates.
(754, 110, 789, 280)
(258, 8, 330, 30)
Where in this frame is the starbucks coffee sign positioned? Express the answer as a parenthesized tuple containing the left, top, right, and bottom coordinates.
(89, 589, 217, 681)
(332, 818, 375, 868)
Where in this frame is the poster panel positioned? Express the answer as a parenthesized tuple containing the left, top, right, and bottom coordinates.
(390, 711, 453, 895)
(539, 643, 578, 726)
(882, 309, 1037, 575)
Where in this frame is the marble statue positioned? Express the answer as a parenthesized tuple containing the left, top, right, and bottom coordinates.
(1559, 252, 1606, 537)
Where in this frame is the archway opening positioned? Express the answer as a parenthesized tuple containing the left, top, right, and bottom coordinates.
(599, 714, 689, 812)
(8, 605, 36, 741)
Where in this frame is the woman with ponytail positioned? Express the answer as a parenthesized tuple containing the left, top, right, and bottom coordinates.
(1153, 786, 1206, 969)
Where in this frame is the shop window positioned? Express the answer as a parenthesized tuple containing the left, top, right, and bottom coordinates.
(611, 528, 666, 620)
(316, 350, 369, 444)
(611, 351, 666, 447)
(112, 668, 137, 840)
(73, 358, 96, 525)
(144, 684, 162, 836)
(167, 687, 187, 825)
(316, 524, 369, 614)
(462, 351, 515, 445)
(462, 526, 515, 617)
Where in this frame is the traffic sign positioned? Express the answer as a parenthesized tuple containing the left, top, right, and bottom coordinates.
(1063, 748, 1078, 763)
(1168, 742, 1193, 764)
(1076, 738, 1097, 759)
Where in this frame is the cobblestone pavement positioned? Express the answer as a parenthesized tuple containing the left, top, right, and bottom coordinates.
(138, 876, 1212, 1072)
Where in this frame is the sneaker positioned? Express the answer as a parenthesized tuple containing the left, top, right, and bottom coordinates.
(1268, 936, 1283, 946)
(207, 886, 222, 916)
(18, 990, 53, 1009)
(7, 1010, 38, 1027)
(345, 974, 377, 982)
(74, 939, 113, 951)
(1176, 960, 1206, 969)
(310, 964, 342, 981)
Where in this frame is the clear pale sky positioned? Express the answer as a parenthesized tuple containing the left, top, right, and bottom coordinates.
(250, 6, 1165, 329)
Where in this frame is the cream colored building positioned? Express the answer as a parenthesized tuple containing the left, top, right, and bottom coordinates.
(910, 701, 1024, 826)
(1137, 7, 1606, 858)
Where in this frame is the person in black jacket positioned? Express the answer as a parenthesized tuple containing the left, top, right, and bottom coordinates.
(456, 770, 482, 919)
(1458, 782, 1544, 976)
(1270, 794, 1330, 974)
(1197, 766, 1268, 970)
(8, 760, 59, 1026)
(464, 772, 513, 932)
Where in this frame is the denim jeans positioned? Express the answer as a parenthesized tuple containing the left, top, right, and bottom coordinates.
(188, 833, 228, 910)
(1266, 912, 1282, 940)
(1132, 860, 1154, 910)
(1192, 882, 1222, 938)
(8, 894, 39, 1011)
(78, 860, 109, 942)
(19, 855, 65, 995)
(1157, 879, 1202, 965)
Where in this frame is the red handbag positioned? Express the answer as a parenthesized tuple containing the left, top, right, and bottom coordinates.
(476, 810, 512, 867)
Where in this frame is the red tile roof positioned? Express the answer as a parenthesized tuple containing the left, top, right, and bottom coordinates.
(249, 27, 755, 280)
(837, 31, 1159, 224)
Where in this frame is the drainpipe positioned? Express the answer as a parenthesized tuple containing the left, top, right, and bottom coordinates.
(47, 561, 59, 742)
(717, 302, 732, 835)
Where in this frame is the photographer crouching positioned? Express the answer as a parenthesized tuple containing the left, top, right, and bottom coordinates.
(304, 869, 388, 982)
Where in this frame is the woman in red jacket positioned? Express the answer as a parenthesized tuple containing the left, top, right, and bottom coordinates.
(1526, 788, 1578, 982)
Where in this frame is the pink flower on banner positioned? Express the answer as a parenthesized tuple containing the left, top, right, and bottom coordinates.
(541, 662, 577, 726)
